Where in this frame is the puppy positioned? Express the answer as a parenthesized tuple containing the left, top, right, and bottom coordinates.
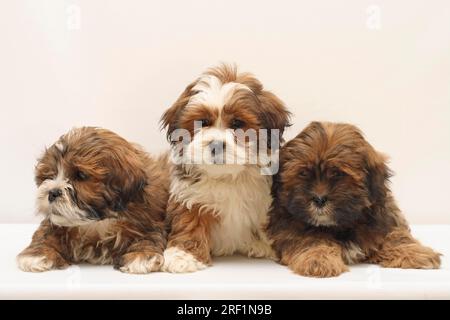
(160, 64, 291, 272)
(267, 122, 441, 277)
(17, 127, 169, 273)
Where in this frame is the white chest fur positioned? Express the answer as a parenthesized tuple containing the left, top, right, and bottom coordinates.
(171, 167, 274, 257)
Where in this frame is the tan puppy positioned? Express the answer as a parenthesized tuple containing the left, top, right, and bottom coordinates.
(160, 64, 291, 272)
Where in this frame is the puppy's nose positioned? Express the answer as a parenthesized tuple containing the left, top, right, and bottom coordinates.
(312, 195, 328, 208)
(48, 189, 62, 202)
(209, 140, 225, 156)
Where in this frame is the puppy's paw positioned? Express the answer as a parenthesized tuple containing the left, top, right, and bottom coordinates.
(246, 240, 277, 259)
(118, 252, 164, 274)
(17, 252, 68, 272)
(379, 245, 441, 269)
(289, 248, 348, 278)
(162, 247, 207, 273)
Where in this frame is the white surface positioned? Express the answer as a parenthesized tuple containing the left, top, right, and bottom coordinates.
(0, 1, 450, 225)
(1, 224, 449, 299)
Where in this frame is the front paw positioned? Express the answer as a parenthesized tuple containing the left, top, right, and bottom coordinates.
(246, 240, 277, 259)
(289, 248, 348, 278)
(17, 251, 69, 272)
(162, 247, 207, 273)
(379, 245, 441, 269)
(118, 252, 164, 274)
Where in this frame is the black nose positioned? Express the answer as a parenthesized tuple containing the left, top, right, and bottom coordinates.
(48, 189, 62, 202)
(313, 195, 328, 208)
(209, 140, 225, 155)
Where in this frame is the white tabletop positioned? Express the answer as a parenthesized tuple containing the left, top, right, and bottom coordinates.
(1, 224, 449, 299)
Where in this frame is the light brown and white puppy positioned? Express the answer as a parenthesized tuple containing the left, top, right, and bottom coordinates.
(17, 127, 170, 274)
(160, 64, 291, 272)
(267, 122, 441, 277)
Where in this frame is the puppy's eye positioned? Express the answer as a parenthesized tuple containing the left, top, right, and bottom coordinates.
(75, 170, 89, 181)
(330, 169, 346, 178)
(230, 119, 246, 129)
(299, 169, 310, 177)
(198, 119, 210, 127)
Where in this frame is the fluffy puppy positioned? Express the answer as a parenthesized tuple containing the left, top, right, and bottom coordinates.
(267, 122, 441, 277)
(17, 127, 169, 274)
(160, 64, 291, 272)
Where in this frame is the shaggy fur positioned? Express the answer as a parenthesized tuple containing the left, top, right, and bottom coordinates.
(267, 122, 441, 277)
(17, 127, 170, 273)
(160, 64, 291, 272)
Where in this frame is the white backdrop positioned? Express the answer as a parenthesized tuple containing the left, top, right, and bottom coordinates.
(0, 0, 449, 224)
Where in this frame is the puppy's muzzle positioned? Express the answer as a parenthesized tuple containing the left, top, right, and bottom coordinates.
(209, 140, 225, 156)
(48, 189, 62, 202)
(312, 195, 328, 208)
(208, 140, 227, 164)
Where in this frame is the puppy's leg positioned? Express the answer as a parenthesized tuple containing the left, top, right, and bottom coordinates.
(370, 227, 441, 269)
(113, 222, 166, 274)
(245, 230, 277, 259)
(162, 203, 216, 273)
(280, 236, 348, 278)
(246, 239, 276, 259)
(118, 240, 165, 274)
(17, 221, 70, 272)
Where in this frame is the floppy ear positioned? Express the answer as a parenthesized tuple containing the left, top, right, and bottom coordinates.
(257, 91, 291, 134)
(365, 146, 392, 206)
(160, 82, 197, 141)
(256, 91, 291, 149)
(106, 150, 147, 211)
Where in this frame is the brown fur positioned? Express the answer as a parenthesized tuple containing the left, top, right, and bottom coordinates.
(17, 127, 170, 273)
(165, 201, 218, 265)
(160, 64, 291, 267)
(267, 122, 441, 277)
(160, 63, 291, 144)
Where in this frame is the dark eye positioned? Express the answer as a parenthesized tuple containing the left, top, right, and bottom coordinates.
(330, 169, 346, 178)
(299, 169, 310, 177)
(198, 119, 210, 127)
(230, 119, 246, 129)
(75, 170, 89, 181)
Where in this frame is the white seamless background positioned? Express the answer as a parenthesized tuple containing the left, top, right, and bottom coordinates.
(0, 0, 449, 224)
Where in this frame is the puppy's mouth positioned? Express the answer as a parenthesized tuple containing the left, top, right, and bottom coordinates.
(197, 162, 245, 178)
(36, 166, 108, 228)
(47, 202, 105, 227)
(49, 214, 93, 227)
(307, 203, 337, 227)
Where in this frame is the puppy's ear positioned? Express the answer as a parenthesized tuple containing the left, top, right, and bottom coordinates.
(160, 82, 197, 141)
(106, 150, 147, 211)
(365, 146, 392, 205)
(257, 91, 291, 135)
(256, 91, 291, 150)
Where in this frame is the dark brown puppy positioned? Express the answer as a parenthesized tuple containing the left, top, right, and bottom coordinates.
(267, 122, 441, 277)
(17, 127, 170, 273)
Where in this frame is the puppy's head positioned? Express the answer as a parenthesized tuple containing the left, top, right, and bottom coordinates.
(160, 64, 290, 177)
(277, 122, 391, 228)
(35, 127, 146, 227)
